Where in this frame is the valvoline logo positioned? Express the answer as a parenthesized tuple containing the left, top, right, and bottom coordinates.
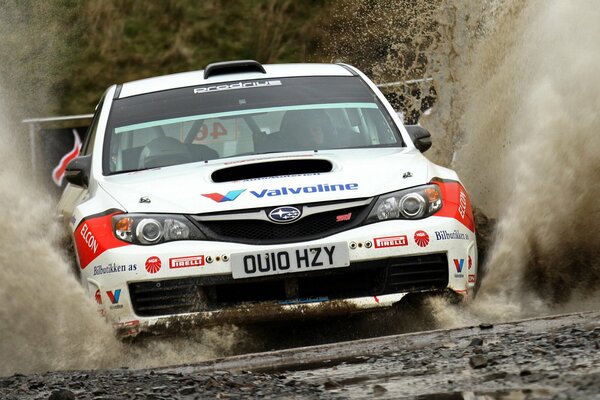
(202, 183, 358, 203)
(202, 189, 246, 203)
(453, 259, 464, 273)
(107, 289, 121, 304)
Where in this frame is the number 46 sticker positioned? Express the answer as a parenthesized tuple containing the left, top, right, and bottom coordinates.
(195, 122, 228, 142)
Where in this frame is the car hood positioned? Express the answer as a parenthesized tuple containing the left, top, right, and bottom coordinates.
(99, 148, 432, 214)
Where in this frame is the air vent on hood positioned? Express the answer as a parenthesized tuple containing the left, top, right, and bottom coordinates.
(203, 60, 266, 79)
(211, 159, 333, 183)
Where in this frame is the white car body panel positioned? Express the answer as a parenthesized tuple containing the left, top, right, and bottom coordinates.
(97, 148, 429, 214)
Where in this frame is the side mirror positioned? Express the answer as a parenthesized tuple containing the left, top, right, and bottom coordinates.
(65, 155, 92, 188)
(405, 125, 432, 153)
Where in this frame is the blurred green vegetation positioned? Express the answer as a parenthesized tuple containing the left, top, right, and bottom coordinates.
(61, 0, 336, 114)
(0, 0, 437, 119)
(1, 0, 334, 117)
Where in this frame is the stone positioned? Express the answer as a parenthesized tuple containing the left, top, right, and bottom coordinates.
(323, 380, 341, 389)
(482, 371, 508, 381)
(179, 386, 196, 395)
(373, 384, 387, 396)
(469, 355, 488, 369)
(29, 381, 45, 390)
(48, 389, 76, 400)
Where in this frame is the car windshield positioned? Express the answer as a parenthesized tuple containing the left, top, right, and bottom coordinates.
(104, 76, 403, 174)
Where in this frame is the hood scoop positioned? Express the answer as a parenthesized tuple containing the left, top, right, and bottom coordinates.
(212, 159, 333, 182)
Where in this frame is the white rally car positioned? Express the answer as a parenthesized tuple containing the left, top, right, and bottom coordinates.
(58, 60, 477, 337)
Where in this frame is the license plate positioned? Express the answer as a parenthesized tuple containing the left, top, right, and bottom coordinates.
(231, 242, 350, 279)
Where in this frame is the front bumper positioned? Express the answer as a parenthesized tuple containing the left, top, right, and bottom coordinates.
(84, 216, 477, 337)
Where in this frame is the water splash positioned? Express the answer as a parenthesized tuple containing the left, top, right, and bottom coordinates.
(0, 157, 244, 375)
(0, 6, 242, 377)
(0, 96, 122, 376)
(2, 0, 600, 376)
(425, 0, 600, 324)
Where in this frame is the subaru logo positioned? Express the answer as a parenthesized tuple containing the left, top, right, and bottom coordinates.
(268, 206, 302, 223)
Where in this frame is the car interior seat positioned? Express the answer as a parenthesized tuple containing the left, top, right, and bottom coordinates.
(279, 110, 305, 148)
(279, 109, 336, 149)
(138, 136, 193, 169)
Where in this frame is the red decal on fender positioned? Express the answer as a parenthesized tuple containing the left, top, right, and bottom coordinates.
(74, 211, 130, 269)
(432, 180, 475, 232)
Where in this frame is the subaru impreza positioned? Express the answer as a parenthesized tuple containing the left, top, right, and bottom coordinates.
(58, 60, 477, 337)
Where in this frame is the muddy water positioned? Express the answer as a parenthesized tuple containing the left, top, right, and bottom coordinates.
(328, 0, 600, 327)
(0, 14, 242, 378)
(0, 96, 122, 375)
(0, 133, 244, 374)
(0, 118, 245, 375)
(1, 0, 600, 377)
(424, 0, 600, 325)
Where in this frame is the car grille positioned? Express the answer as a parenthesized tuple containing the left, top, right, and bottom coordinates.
(191, 201, 372, 245)
(129, 253, 449, 317)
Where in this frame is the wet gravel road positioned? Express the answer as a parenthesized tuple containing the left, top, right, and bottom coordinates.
(3, 311, 600, 399)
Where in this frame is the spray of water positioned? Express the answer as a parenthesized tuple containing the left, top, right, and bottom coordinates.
(2, 0, 600, 376)
(0, 140, 244, 375)
(423, 0, 600, 325)
(0, 138, 244, 375)
(0, 3, 121, 375)
(0, 96, 122, 375)
(0, 5, 244, 377)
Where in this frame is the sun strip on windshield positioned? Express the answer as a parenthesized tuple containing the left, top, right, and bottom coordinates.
(114, 102, 378, 134)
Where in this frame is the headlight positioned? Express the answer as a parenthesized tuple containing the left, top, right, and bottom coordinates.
(113, 214, 204, 245)
(367, 184, 443, 222)
(136, 218, 162, 244)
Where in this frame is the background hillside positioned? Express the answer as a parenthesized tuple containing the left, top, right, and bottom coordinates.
(0, 0, 438, 121)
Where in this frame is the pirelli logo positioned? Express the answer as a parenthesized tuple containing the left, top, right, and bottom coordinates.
(373, 235, 408, 248)
(169, 255, 205, 269)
